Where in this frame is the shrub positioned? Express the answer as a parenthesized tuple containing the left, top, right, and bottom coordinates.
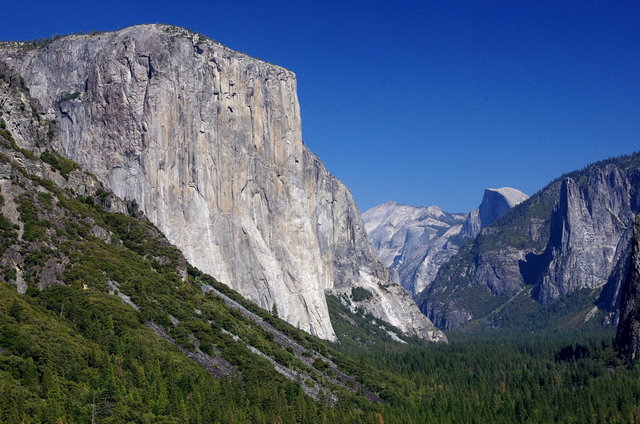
(40, 150, 78, 179)
(59, 91, 80, 102)
(351, 287, 373, 302)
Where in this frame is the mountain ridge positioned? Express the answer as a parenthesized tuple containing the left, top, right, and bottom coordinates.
(422, 152, 640, 331)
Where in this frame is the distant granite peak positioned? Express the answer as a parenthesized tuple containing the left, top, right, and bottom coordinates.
(462, 187, 528, 238)
(487, 187, 529, 207)
(363, 202, 466, 297)
(479, 187, 529, 229)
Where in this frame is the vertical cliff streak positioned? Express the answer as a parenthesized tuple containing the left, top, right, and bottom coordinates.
(0, 24, 444, 341)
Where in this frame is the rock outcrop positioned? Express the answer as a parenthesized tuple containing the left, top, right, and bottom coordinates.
(537, 169, 636, 303)
(0, 24, 444, 341)
(616, 215, 640, 359)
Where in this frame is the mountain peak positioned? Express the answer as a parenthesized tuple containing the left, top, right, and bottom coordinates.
(485, 187, 529, 208)
(479, 187, 528, 228)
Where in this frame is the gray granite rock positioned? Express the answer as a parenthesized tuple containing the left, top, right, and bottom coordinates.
(363, 201, 466, 297)
(0, 24, 443, 341)
(424, 157, 640, 331)
(363, 188, 527, 301)
(538, 167, 636, 303)
(463, 187, 529, 238)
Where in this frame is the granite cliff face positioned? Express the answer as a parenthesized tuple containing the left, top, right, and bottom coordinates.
(363, 188, 527, 300)
(464, 187, 529, 237)
(422, 156, 640, 331)
(536, 168, 636, 303)
(616, 215, 640, 359)
(0, 24, 444, 342)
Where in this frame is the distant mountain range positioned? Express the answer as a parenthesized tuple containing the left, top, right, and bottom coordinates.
(366, 153, 640, 334)
(363, 187, 528, 298)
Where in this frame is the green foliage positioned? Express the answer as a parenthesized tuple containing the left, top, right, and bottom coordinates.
(16, 194, 50, 242)
(40, 149, 79, 179)
(0, 148, 383, 422)
(0, 213, 18, 256)
(323, 324, 639, 424)
(8, 299, 23, 321)
(36, 192, 53, 208)
(465, 288, 605, 335)
(58, 91, 80, 102)
(0, 208, 378, 423)
(351, 286, 374, 302)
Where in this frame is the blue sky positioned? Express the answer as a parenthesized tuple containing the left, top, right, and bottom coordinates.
(2, 1, 639, 212)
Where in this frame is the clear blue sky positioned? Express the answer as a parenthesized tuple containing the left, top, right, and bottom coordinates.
(2, 1, 639, 213)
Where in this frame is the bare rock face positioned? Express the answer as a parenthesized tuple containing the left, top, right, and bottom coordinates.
(363, 201, 466, 297)
(537, 168, 636, 303)
(479, 188, 528, 227)
(463, 187, 529, 237)
(616, 215, 640, 359)
(0, 24, 444, 341)
(461, 208, 481, 239)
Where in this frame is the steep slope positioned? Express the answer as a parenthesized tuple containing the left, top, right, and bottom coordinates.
(0, 24, 443, 342)
(363, 202, 466, 297)
(616, 215, 640, 359)
(422, 154, 640, 331)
